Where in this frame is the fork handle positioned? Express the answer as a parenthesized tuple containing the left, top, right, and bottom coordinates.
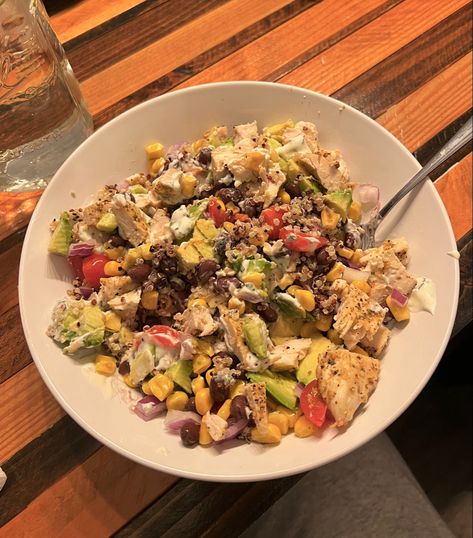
(379, 116, 473, 220)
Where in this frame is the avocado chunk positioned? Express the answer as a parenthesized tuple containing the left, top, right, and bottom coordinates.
(247, 370, 297, 410)
(128, 184, 148, 195)
(176, 239, 216, 269)
(193, 219, 219, 241)
(299, 176, 321, 194)
(48, 211, 72, 256)
(96, 212, 118, 232)
(274, 293, 307, 319)
(269, 315, 303, 338)
(296, 333, 336, 385)
(324, 190, 352, 221)
(285, 159, 304, 181)
(242, 314, 268, 360)
(166, 359, 193, 393)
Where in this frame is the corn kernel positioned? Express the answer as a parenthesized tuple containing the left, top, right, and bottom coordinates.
(104, 247, 125, 260)
(140, 243, 154, 261)
(189, 298, 208, 308)
(180, 174, 197, 198)
(195, 387, 214, 415)
(251, 423, 282, 444)
(294, 289, 316, 311)
(95, 354, 116, 376)
(245, 151, 265, 172)
(352, 279, 372, 294)
(348, 200, 362, 223)
(279, 190, 291, 204)
(268, 411, 289, 435)
(287, 285, 303, 296)
(336, 246, 354, 259)
(228, 296, 245, 315)
(294, 415, 317, 437)
(192, 339, 214, 356)
(276, 406, 302, 428)
(386, 294, 411, 322)
(278, 274, 295, 290)
(145, 142, 165, 160)
(122, 248, 141, 270)
(199, 421, 213, 445)
(353, 345, 369, 356)
(104, 261, 125, 277)
(327, 328, 343, 345)
(149, 373, 174, 401)
(192, 353, 212, 375)
(325, 262, 345, 282)
(300, 322, 320, 338)
(321, 207, 341, 230)
(264, 120, 294, 137)
(191, 376, 206, 394)
(149, 157, 165, 175)
(119, 326, 134, 345)
(192, 138, 206, 154)
(230, 380, 245, 398)
(242, 272, 265, 288)
(351, 249, 364, 265)
(141, 290, 159, 310)
(314, 314, 333, 332)
(226, 201, 239, 213)
(249, 231, 269, 247)
(205, 368, 216, 386)
(217, 399, 232, 420)
(123, 374, 138, 388)
(166, 391, 189, 411)
(142, 380, 152, 395)
(223, 221, 235, 233)
(104, 311, 121, 332)
(270, 148, 279, 162)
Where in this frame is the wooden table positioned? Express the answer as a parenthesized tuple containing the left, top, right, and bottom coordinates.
(1, 1, 471, 535)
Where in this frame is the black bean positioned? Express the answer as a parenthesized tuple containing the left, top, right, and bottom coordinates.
(197, 147, 212, 165)
(255, 302, 278, 323)
(230, 395, 248, 420)
(110, 234, 126, 247)
(159, 256, 178, 274)
(217, 187, 243, 204)
(185, 396, 196, 412)
(316, 247, 331, 266)
(285, 180, 302, 198)
(196, 259, 218, 283)
(180, 422, 200, 447)
(127, 263, 152, 282)
(210, 376, 229, 403)
(240, 198, 263, 217)
(118, 360, 130, 375)
(214, 276, 242, 294)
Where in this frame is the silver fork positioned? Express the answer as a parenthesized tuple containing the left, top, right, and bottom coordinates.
(360, 116, 472, 249)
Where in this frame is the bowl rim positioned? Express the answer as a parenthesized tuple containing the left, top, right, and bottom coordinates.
(18, 81, 460, 482)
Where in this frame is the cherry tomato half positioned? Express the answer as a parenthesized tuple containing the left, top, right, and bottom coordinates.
(300, 380, 328, 428)
(82, 254, 109, 289)
(261, 206, 287, 240)
(279, 227, 328, 253)
(145, 325, 182, 348)
(208, 198, 227, 227)
(68, 255, 85, 280)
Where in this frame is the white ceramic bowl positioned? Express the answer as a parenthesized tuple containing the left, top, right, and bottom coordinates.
(19, 82, 459, 481)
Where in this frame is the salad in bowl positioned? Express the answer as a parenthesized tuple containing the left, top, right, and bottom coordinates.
(46, 118, 423, 448)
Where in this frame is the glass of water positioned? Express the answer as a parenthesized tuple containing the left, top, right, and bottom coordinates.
(0, 0, 93, 193)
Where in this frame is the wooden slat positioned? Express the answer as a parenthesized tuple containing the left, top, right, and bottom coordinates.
(49, 0, 147, 43)
(279, 0, 469, 93)
(377, 53, 473, 151)
(80, 0, 294, 116)
(455, 237, 472, 336)
(0, 365, 64, 463)
(0, 243, 21, 317)
(1, 445, 177, 536)
(0, 191, 42, 243)
(173, 0, 399, 89)
(435, 154, 473, 241)
(0, 306, 31, 385)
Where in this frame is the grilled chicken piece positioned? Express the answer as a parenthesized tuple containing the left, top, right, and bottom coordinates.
(297, 149, 350, 192)
(108, 288, 142, 326)
(317, 349, 380, 427)
(260, 165, 287, 208)
(245, 382, 268, 433)
(220, 313, 262, 371)
(180, 306, 219, 337)
(152, 168, 188, 206)
(333, 284, 386, 350)
(111, 194, 150, 247)
(282, 120, 319, 152)
(82, 200, 111, 226)
(99, 276, 138, 303)
(202, 412, 227, 441)
(269, 338, 312, 371)
(234, 121, 258, 144)
(360, 325, 390, 357)
(148, 208, 172, 246)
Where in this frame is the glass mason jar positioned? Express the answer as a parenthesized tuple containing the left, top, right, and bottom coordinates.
(0, 0, 93, 192)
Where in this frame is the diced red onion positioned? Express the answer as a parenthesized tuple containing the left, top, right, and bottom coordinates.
(391, 288, 408, 307)
(294, 383, 304, 398)
(164, 409, 201, 431)
(221, 418, 248, 441)
(352, 184, 380, 224)
(68, 242, 95, 257)
(116, 180, 129, 191)
(343, 266, 370, 283)
(79, 286, 94, 299)
(134, 395, 166, 422)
